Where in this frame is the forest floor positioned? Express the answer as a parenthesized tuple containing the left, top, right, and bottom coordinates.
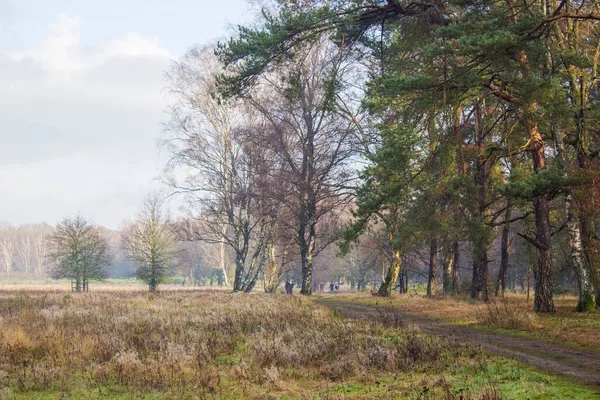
(315, 293, 600, 390)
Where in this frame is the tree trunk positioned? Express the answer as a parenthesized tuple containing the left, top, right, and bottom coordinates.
(149, 278, 157, 292)
(219, 230, 229, 286)
(397, 270, 404, 293)
(566, 192, 596, 311)
(297, 180, 317, 295)
(443, 243, 453, 294)
(471, 238, 490, 301)
(532, 201, 554, 311)
(427, 238, 437, 297)
(451, 241, 459, 293)
(470, 102, 490, 301)
(233, 255, 244, 292)
(526, 108, 555, 312)
(496, 204, 512, 297)
(471, 235, 491, 301)
(578, 215, 600, 308)
(451, 103, 463, 295)
(512, 259, 517, 291)
(243, 247, 267, 293)
(299, 224, 315, 295)
(578, 208, 600, 307)
(263, 240, 279, 293)
(378, 247, 402, 296)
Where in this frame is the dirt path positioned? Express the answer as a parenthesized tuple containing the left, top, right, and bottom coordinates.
(316, 298, 600, 390)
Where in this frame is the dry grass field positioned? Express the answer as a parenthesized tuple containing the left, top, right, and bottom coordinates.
(0, 287, 598, 399)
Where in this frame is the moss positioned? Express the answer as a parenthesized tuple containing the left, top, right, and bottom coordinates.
(574, 292, 596, 312)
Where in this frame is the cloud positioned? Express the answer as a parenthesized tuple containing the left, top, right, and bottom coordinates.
(0, 14, 175, 228)
(7, 14, 174, 71)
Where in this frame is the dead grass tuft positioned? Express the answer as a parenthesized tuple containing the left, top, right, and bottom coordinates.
(478, 299, 540, 330)
(376, 306, 405, 328)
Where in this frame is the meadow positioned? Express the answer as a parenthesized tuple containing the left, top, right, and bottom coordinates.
(0, 287, 598, 399)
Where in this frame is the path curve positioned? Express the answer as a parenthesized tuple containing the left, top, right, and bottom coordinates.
(316, 298, 600, 390)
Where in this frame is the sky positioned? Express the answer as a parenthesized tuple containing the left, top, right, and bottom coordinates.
(0, 0, 253, 229)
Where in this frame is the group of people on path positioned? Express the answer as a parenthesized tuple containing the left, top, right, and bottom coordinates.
(284, 279, 342, 294)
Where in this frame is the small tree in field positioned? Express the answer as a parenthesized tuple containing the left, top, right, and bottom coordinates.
(48, 215, 110, 291)
(122, 195, 179, 292)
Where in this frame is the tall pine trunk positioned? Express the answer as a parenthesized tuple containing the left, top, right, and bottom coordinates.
(471, 103, 490, 301)
(451, 104, 463, 295)
(526, 107, 555, 312)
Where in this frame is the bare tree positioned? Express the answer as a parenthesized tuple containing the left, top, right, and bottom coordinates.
(164, 46, 276, 293)
(122, 194, 179, 292)
(0, 236, 14, 277)
(47, 215, 111, 291)
(246, 39, 358, 294)
(17, 236, 33, 276)
(33, 233, 48, 278)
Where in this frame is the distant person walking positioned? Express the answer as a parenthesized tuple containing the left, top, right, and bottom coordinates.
(285, 279, 294, 294)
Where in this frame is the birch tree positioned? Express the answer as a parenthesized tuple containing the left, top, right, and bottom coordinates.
(0, 237, 14, 277)
(34, 233, 48, 278)
(17, 236, 33, 276)
(244, 39, 358, 295)
(164, 46, 279, 293)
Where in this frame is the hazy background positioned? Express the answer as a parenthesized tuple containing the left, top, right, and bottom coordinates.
(0, 0, 252, 229)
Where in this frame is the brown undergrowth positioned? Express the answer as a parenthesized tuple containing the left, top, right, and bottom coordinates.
(477, 299, 541, 330)
(0, 290, 506, 399)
